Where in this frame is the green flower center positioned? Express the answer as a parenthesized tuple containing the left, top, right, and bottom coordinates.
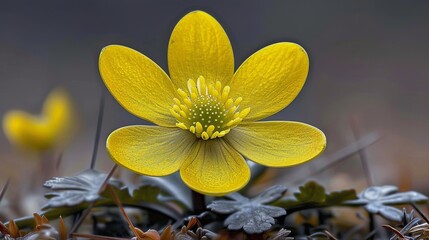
(170, 76, 250, 140)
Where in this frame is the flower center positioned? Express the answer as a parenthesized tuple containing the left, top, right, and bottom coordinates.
(170, 76, 250, 140)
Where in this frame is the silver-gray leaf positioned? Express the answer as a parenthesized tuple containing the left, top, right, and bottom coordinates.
(43, 169, 122, 209)
(252, 185, 288, 204)
(366, 202, 403, 222)
(345, 185, 428, 222)
(225, 205, 286, 234)
(208, 185, 288, 234)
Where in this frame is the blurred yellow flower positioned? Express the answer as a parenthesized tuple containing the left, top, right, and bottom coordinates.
(3, 89, 73, 152)
(99, 11, 326, 195)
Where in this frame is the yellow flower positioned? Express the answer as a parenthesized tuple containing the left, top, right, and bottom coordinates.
(99, 11, 326, 196)
(3, 89, 73, 152)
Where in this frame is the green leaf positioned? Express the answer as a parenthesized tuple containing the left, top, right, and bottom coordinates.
(325, 189, 358, 205)
(294, 181, 326, 203)
(131, 185, 163, 203)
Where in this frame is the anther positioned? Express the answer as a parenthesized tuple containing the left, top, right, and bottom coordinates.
(222, 86, 230, 102)
(196, 122, 203, 134)
(201, 132, 209, 140)
(239, 107, 251, 118)
(176, 123, 188, 130)
(225, 99, 234, 109)
(177, 89, 188, 99)
(234, 97, 243, 106)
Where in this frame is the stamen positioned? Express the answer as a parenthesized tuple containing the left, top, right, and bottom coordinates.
(187, 79, 197, 94)
(176, 123, 188, 130)
(173, 98, 181, 105)
(210, 131, 219, 139)
(206, 125, 215, 136)
(225, 99, 234, 109)
(221, 86, 230, 102)
(195, 122, 203, 134)
(170, 76, 250, 140)
(201, 132, 209, 140)
(234, 97, 243, 106)
(170, 109, 181, 119)
(239, 107, 251, 118)
(177, 89, 188, 99)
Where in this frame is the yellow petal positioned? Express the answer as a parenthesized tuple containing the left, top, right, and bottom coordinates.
(225, 121, 326, 167)
(229, 42, 309, 121)
(43, 89, 73, 137)
(168, 11, 234, 89)
(99, 45, 177, 127)
(107, 126, 198, 176)
(2, 89, 73, 151)
(180, 139, 250, 196)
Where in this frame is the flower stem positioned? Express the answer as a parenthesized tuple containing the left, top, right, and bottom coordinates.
(191, 190, 206, 213)
(368, 211, 375, 240)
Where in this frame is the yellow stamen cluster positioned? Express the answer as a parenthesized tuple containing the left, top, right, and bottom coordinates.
(170, 76, 250, 140)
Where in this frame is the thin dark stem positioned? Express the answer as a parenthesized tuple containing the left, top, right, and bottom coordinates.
(90, 89, 105, 170)
(192, 190, 206, 214)
(55, 152, 63, 171)
(108, 185, 141, 238)
(291, 132, 380, 185)
(68, 164, 117, 235)
(411, 202, 429, 224)
(0, 178, 10, 204)
(350, 119, 374, 186)
(350, 119, 376, 239)
(368, 211, 375, 240)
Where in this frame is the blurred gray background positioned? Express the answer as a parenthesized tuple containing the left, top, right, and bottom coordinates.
(1, 0, 429, 197)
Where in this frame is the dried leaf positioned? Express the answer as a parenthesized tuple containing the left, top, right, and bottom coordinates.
(208, 185, 287, 234)
(59, 216, 66, 240)
(8, 220, 19, 238)
(0, 222, 10, 235)
(160, 225, 172, 240)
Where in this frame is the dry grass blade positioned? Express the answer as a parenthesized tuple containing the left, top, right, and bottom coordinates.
(107, 185, 157, 240)
(409, 223, 429, 233)
(160, 225, 172, 240)
(33, 213, 42, 226)
(411, 202, 429, 224)
(324, 230, 338, 240)
(0, 178, 10, 204)
(0, 221, 10, 235)
(68, 164, 118, 234)
(291, 131, 381, 184)
(41, 215, 49, 224)
(382, 225, 406, 239)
